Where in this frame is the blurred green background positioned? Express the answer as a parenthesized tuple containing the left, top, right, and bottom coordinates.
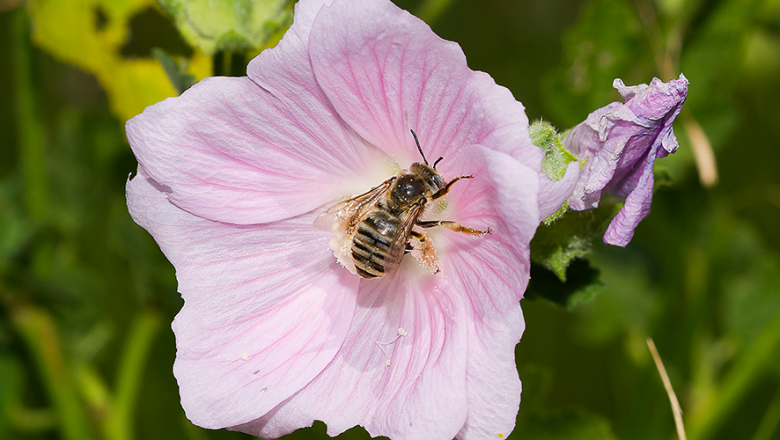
(1, 0, 779, 439)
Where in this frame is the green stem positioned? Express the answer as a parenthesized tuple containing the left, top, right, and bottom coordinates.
(415, 0, 457, 24)
(11, 305, 92, 440)
(688, 311, 780, 440)
(11, 7, 48, 221)
(76, 362, 112, 430)
(104, 310, 161, 440)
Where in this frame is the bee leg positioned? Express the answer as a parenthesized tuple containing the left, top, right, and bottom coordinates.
(410, 231, 427, 242)
(416, 220, 491, 236)
(404, 231, 428, 254)
(408, 230, 441, 274)
(431, 175, 473, 200)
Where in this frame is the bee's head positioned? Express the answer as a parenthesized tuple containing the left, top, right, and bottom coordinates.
(410, 162, 444, 194)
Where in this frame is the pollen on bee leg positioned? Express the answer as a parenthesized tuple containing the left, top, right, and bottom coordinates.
(410, 231, 440, 274)
(329, 233, 357, 275)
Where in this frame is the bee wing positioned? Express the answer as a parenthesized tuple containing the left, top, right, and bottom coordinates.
(382, 202, 425, 278)
(313, 178, 394, 233)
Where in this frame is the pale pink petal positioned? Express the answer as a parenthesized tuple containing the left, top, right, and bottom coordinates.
(238, 272, 469, 440)
(456, 303, 525, 440)
(537, 161, 580, 220)
(308, 0, 541, 170)
(435, 146, 536, 438)
(245, 0, 390, 198)
(440, 145, 540, 263)
(128, 8, 389, 226)
(235, 144, 538, 439)
(126, 170, 359, 428)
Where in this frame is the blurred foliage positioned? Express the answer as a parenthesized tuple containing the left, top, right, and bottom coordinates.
(2, 0, 780, 439)
(26, 0, 211, 121)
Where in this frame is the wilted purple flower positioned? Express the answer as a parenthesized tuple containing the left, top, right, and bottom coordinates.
(126, 0, 570, 438)
(564, 74, 688, 246)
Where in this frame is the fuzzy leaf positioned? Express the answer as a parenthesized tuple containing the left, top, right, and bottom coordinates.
(525, 260, 603, 310)
(530, 120, 578, 181)
(530, 198, 621, 281)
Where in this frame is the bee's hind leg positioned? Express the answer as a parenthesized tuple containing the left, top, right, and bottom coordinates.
(405, 231, 427, 254)
(416, 220, 491, 236)
(407, 230, 440, 274)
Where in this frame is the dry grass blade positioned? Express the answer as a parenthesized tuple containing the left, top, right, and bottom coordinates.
(647, 338, 688, 440)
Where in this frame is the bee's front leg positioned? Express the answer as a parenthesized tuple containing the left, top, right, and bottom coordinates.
(431, 175, 473, 200)
(416, 220, 491, 236)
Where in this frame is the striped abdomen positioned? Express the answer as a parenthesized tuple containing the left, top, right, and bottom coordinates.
(352, 211, 401, 278)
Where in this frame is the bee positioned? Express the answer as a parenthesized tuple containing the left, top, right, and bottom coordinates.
(316, 130, 490, 279)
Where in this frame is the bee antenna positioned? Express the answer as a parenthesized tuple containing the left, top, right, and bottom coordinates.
(410, 129, 428, 165)
(433, 156, 444, 170)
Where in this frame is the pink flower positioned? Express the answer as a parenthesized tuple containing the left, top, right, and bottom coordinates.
(126, 0, 568, 438)
(564, 75, 689, 246)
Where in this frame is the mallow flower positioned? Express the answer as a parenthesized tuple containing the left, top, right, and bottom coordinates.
(563, 74, 689, 246)
(125, 0, 574, 438)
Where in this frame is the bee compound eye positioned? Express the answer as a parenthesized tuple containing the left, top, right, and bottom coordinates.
(432, 174, 444, 190)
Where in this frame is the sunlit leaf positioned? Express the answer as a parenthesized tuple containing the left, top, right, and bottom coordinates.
(27, 0, 212, 121)
(156, 0, 294, 55)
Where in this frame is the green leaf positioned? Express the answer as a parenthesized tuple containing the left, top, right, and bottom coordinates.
(530, 120, 578, 182)
(530, 198, 621, 281)
(28, 0, 213, 121)
(156, 0, 295, 55)
(525, 260, 603, 310)
(529, 120, 578, 224)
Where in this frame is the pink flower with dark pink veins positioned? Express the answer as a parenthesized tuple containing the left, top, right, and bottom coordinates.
(126, 0, 572, 438)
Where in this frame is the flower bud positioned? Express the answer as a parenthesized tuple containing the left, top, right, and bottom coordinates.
(564, 74, 689, 246)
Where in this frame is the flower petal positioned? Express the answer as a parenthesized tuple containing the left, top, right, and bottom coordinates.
(236, 271, 470, 440)
(441, 145, 540, 263)
(427, 146, 535, 438)
(602, 142, 656, 246)
(456, 303, 525, 440)
(308, 0, 541, 169)
(438, 146, 534, 438)
(128, 1, 391, 226)
(564, 75, 688, 245)
(126, 169, 359, 428)
(246, 0, 392, 197)
(537, 161, 580, 220)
